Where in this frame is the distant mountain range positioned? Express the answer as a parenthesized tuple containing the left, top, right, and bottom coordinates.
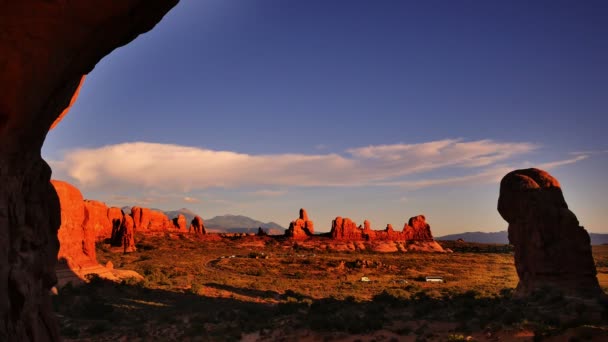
(120, 206, 286, 234)
(204, 214, 285, 235)
(164, 208, 198, 224)
(437, 230, 608, 245)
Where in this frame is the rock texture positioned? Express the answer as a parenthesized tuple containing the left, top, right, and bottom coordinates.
(285, 208, 315, 239)
(52, 181, 98, 269)
(498, 168, 603, 297)
(131, 206, 151, 231)
(330, 215, 437, 242)
(84, 200, 112, 241)
(122, 215, 136, 253)
(403, 215, 434, 241)
(173, 214, 187, 230)
(190, 216, 206, 235)
(0, 2, 179, 340)
(330, 217, 361, 240)
(149, 209, 173, 230)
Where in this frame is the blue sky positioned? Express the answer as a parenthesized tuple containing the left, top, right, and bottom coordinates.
(43, 0, 608, 234)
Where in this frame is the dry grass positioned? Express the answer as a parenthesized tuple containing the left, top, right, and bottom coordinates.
(52, 233, 608, 341)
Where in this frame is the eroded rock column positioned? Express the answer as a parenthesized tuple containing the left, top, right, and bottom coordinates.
(498, 168, 603, 298)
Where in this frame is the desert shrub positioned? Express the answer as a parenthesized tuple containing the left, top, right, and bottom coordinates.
(326, 260, 341, 267)
(248, 251, 265, 258)
(121, 277, 145, 288)
(245, 269, 266, 276)
(136, 255, 152, 262)
(189, 282, 204, 295)
(136, 242, 156, 251)
(141, 265, 171, 285)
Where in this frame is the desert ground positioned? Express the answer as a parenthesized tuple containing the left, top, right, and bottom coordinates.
(53, 233, 608, 341)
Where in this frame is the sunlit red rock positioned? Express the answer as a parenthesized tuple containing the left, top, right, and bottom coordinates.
(149, 209, 172, 230)
(285, 208, 315, 239)
(329, 215, 438, 244)
(84, 200, 112, 241)
(131, 206, 151, 230)
(402, 215, 434, 241)
(498, 168, 603, 297)
(52, 180, 97, 269)
(330, 216, 361, 240)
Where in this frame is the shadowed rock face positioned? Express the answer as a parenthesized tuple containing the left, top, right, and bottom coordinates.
(0, 1, 178, 340)
(190, 216, 206, 235)
(173, 214, 187, 230)
(498, 168, 603, 297)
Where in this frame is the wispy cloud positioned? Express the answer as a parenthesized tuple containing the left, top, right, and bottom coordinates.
(379, 154, 591, 190)
(249, 189, 288, 197)
(569, 150, 608, 156)
(49, 139, 547, 192)
(183, 196, 200, 203)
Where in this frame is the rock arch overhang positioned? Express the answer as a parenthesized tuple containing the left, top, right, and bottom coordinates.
(0, 1, 179, 340)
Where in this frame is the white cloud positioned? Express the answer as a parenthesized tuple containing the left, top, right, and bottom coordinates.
(49, 139, 543, 192)
(183, 196, 200, 203)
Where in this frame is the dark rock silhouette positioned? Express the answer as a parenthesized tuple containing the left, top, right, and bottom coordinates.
(0, 2, 179, 339)
(498, 168, 603, 297)
(190, 215, 206, 235)
(122, 215, 136, 253)
(173, 214, 187, 230)
(107, 206, 125, 240)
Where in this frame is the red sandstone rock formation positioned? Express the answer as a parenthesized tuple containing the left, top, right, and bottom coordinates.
(285, 208, 315, 239)
(190, 215, 206, 235)
(107, 207, 124, 226)
(131, 206, 151, 231)
(330, 217, 362, 240)
(330, 215, 437, 242)
(122, 215, 136, 253)
(172, 214, 187, 230)
(84, 200, 112, 242)
(0, 2, 178, 338)
(52, 180, 98, 270)
(498, 168, 603, 298)
(402, 215, 434, 241)
(149, 209, 173, 230)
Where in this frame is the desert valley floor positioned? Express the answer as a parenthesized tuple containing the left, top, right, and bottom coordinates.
(53, 233, 608, 341)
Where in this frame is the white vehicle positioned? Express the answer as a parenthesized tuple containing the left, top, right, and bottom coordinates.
(425, 276, 444, 283)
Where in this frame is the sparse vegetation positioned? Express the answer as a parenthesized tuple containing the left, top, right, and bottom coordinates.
(52, 235, 608, 340)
